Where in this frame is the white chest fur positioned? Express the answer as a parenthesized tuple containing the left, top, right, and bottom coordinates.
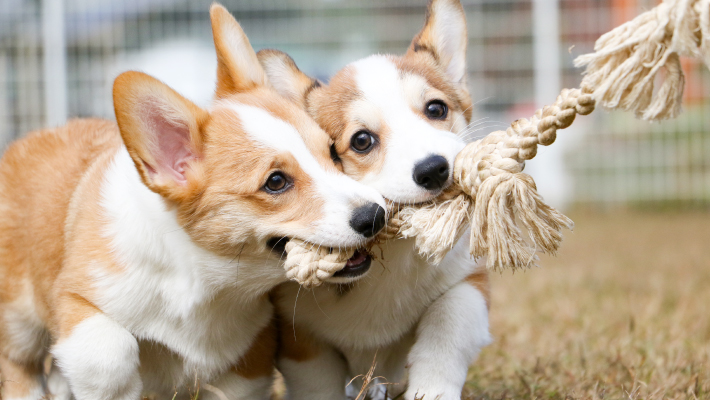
(276, 231, 481, 351)
(93, 148, 281, 379)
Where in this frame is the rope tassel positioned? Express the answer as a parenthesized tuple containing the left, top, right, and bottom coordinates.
(574, 0, 709, 120)
(398, 193, 473, 265)
(469, 173, 574, 272)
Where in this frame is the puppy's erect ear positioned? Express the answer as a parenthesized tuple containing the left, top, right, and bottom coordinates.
(113, 71, 208, 201)
(257, 49, 321, 109)
(210, 3, 267, 98)
(408, 0, 468, 83)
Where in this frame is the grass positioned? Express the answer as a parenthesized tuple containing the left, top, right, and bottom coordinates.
(29, 212, 710, 400)
(463, 211, 710, 399)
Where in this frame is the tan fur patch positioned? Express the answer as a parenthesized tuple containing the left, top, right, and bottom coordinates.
(258, 49, 321, 110)
(307, 67, 392, 181)
(0, 354, 43, 398)
(277, 319, 321, 362)
(54, 293, 102, 340)
(233, 319, 278, 379)
(334, 101, 389, 182)
(465, 270, 491, 310)
(394, 54, 473, 124)
(307, 66, 361, 142)
(406, 0, 468, 85)
(0, 119, 121, 336)
(211, 4, 267, 98)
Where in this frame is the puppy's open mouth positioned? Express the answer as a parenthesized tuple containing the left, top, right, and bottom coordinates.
(267, 236, 289, 256)
(267, 237, 372, 280)
(333, 249, 371, 278)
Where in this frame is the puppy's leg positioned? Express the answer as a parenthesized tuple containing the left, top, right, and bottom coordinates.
(203, 323, 277, 400)
(341, 339, 412, 400)
(0, 289, 50, 400)
(46, 361, 72, 400)
(279, 347, 347, 400)
(404, 271, 492, 400)
(51, 296, 142, 400)
(277, 321, 348, 400)
(203, 371, 272, 400)
(0, 356, 45, 400)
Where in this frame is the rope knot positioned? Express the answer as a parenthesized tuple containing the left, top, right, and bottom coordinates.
(284, 239, 354, 288)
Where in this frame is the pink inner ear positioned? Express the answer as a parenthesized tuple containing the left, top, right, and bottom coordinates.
(145, 106, 195, 186)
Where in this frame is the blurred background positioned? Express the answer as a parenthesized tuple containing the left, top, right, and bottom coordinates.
(1, 1, 708, 397)
(1, 0, 709, 210)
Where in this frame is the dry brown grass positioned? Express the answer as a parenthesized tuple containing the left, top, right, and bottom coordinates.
(118, 213, 710, 400)
(463, 211, 710, 399)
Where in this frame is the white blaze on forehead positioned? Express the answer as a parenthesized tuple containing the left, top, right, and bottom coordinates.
(351, 55, 465, 203)
(352, 56, 407, 112)
(225, 103, 326, 182)
(219, 102, 385, 247)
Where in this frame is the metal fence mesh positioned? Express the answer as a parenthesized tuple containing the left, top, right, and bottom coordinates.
(0, 0, 708, 207)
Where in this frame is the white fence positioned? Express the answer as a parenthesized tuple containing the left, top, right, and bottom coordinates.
(0, 0, 708, 208)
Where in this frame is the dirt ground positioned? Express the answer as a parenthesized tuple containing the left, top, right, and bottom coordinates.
(463, 211, 710, 399)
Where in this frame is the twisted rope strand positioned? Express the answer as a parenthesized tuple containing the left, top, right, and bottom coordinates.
(283, 239, 354, 288)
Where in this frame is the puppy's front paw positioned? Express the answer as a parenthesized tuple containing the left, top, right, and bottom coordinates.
(404, 386, 461, 400)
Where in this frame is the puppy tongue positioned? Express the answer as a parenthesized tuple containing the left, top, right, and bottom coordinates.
(345, 250, 368, 267)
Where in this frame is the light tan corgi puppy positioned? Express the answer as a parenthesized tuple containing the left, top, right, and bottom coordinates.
(0, 5, 385, 400)
(258, 0, 491, 399)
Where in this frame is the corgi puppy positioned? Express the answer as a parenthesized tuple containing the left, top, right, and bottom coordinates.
(258, 0, 491, 399)
(0, 5, 385, 400)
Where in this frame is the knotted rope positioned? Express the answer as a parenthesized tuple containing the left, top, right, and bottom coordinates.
(395, 88, 595, 270)
(282, 0, 710, 286)
(282, 239, 355, 288)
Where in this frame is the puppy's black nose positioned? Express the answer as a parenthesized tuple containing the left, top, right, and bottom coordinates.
(413, 154, 449, 190)
(349, 203, 386, 238)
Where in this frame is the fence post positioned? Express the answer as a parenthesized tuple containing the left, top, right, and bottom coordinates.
(533, 0, 560, 108)
(529, 0, 573, 209)
(42, 0, 68, 127)
(0, 54, 8, 147)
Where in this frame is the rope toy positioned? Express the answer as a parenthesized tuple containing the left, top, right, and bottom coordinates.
(283, 239, 355, 288)
(282, 0, 710, 286)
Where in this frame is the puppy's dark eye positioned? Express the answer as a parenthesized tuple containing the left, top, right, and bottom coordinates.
(264, 172, 289, 193)
(424, 100, 448, 120)
(351, 131, 375, 153)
